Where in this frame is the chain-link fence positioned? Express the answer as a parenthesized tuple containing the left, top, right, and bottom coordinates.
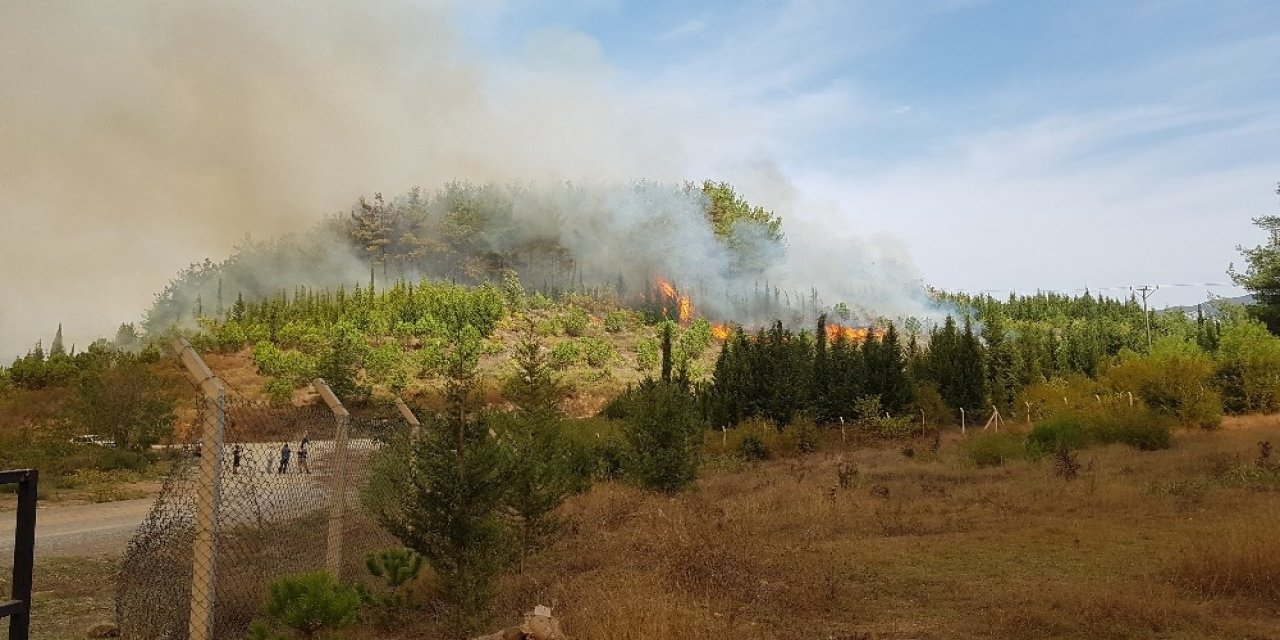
(116, 342, 404, 639)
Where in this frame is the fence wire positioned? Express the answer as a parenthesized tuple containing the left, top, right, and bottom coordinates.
(116, 385, 403, 640)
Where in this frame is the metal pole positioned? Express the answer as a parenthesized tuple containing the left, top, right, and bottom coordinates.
(314, 378, 350, 577)
(4, 469, 37, 640)
(173, 338, 224, 640)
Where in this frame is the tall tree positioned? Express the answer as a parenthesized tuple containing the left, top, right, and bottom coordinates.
(1230, 183, 1280, 333)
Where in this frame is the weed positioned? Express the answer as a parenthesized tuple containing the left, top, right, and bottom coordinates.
(836, 460, 858, 489)
(1053, 446, 1082, 480)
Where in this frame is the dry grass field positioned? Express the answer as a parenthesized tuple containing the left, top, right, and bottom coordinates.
(6, 415, 1280, 639)
(471, 415, 1280, 640)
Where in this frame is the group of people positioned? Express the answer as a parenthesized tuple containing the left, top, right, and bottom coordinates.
(229, 433, 311, 475)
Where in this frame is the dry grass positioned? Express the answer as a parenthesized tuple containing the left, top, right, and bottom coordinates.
(467, 417, 1280, 640)
(17, 415, 1280, 639)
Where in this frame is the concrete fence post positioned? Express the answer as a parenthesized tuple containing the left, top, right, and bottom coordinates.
(173, 338, 225, 640)
(313, 378, 350, 578)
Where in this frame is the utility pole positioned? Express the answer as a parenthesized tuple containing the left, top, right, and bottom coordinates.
(1134, 285, 1158, 350)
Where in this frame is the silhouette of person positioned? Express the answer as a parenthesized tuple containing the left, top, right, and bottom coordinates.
(297, 440, 310, 474)
(278, 443, 291, 474)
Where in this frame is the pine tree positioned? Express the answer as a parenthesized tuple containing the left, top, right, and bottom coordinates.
(50, 323, 66, 357)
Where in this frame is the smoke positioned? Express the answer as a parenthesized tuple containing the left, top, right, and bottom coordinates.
(0, 1, 933, 359)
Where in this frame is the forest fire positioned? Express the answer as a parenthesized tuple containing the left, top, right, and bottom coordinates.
(655, 277, 692, 325)
(825, 323, 885, 343)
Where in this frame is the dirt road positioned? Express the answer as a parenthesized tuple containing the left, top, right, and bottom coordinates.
(0, 498, 152, 557)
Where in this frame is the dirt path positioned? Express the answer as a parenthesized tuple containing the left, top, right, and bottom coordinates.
(0, 498, 152, 557)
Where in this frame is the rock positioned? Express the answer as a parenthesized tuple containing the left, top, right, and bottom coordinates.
(86, 623, 120, 638)
(519, 607, 564, 640)
(469, 605, 564, 640)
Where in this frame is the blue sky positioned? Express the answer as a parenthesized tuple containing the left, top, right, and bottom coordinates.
(452, 0, 1280, 304)
(2, 1, 1278, 357)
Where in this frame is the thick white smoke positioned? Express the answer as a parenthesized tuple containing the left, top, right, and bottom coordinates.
(0, 1, 934, 359)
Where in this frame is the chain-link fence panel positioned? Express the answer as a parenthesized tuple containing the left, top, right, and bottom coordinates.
(117, 382, 403, 640)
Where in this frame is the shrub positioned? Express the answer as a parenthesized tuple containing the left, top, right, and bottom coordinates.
(603, 310, 634, 333)
(561, 307, 590, 337)
(778, 417, 821, 454)
(1026, 398, 1174, 456)
(1088, 404, 1173, 450)
(580, 337, 617, 368)
(960, 431, 1025, 467)
(251, 571, 360, 640)
(622, 379, 703, 493)
(633, 338, 659, 373)
(548, 341, 580, 370)
(1027, 413, 1090, 457)
(726, 418, 777, 461)
(359, 548, 423, 628)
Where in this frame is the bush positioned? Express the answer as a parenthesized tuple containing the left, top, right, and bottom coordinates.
(1028, 403, 1173, 455)
(561, 307, 591, 337)
(728, 418, 777, 461)
(580, 337, 617, 368)
(548, 341, 580, 370)
(778, 417, 821, 454)
(622, 379, 703, 493)
(251, 571, 360, 640)
(960, 431, 1025, 467)
(603, 310, 635, 333)
(633, 338, 659, 373)
(1027, 414, 1090, 457)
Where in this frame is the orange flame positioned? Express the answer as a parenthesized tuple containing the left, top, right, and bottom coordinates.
(711, 323, 732, 341)
(656, 277, 676, 300)
(825, 323, 885, 344)
(655, 277, 693, 325)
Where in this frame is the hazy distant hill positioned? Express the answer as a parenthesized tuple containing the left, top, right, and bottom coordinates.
(1166, 294, 1253, 316)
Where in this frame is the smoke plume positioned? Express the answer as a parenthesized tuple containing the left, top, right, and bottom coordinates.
(0, 1, 932, 359)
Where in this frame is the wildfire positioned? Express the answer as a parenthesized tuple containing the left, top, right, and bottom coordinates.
(655, 277, 693, 325)
(711, 323, 732, 341)
(825, 323, 885, 344)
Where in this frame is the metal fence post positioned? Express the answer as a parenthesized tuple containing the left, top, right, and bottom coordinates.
(312, 379, 350, 578)
(174, 339, 225, 640)
(1, 469, 37, 640)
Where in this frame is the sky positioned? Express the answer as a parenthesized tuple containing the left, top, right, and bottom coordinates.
(1, 0, 1277, 358)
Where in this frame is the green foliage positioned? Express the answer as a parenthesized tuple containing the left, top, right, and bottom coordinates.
(619, 379, 703, 493)
(675, 318, 714, 364)
(560, 306, 590, 337)
(253, 571, 360, 640)
(315, 322, 370, 404)
(579, 337, 617, 368)
(1103, 337, 1222, 428)
(1214, 311, 1280, 413)
(498, 322, 578, 560)
(778, 416, 821, 454)
(633, 337, 659, 373)
(548, 341, 580, 370)
(960, 431, 1026, 468)
(603, 310, 636, 333)
(1229, 187, 1280, 333)
(366, 421, 510, 632)
(359, 548, 423, 628)
(1027, 402, 1173, 456)
(69, 355, 175, 451)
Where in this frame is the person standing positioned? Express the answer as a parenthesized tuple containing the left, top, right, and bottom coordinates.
(278, 442, 291, 474)
(297, 439, 310, 474)
(232, 443, 242, 475)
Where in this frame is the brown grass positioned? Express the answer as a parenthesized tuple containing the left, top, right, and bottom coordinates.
(470, 418, 1280, 640)
(18, 415, 1280, 639)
